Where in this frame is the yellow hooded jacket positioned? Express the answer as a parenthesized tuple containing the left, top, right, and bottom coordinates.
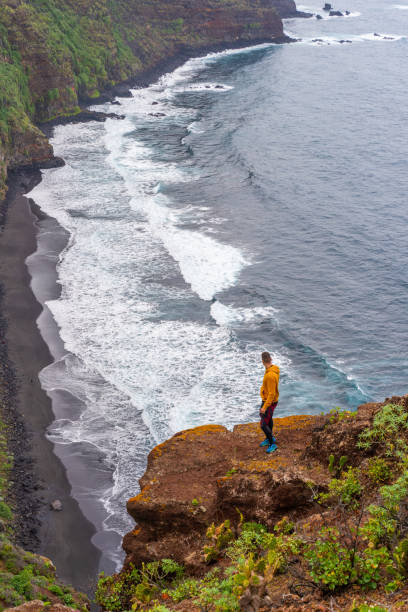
(260, 364, 280, 408)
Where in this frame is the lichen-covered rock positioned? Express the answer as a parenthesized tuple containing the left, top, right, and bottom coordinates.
(124, 416, 329, 569)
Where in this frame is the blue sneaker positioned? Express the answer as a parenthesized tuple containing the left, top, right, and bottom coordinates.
(266, 443, 277, 453)
(260, 438, 269, 447)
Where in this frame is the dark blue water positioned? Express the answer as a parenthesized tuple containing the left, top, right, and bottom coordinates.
(170, 0, 408, 407)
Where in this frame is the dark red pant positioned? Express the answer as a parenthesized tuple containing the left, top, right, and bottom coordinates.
(260, 402, 278, 444)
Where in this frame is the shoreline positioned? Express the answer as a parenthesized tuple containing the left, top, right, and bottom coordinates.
(0, 170, 101, 595)
(0, 32, 305, 594)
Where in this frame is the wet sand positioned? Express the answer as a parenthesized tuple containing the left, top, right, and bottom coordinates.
(0, 170, 101, 595)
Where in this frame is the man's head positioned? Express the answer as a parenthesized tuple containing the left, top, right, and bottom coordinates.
(262, 351, 272, 366)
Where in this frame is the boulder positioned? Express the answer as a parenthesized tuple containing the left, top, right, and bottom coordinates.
(329, 10, 343, 16)
(323, 3, 332, 10)
(50, 499, 62, 511)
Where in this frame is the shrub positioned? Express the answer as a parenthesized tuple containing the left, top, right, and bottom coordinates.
(319, 467, 362, 509)
(226, 522, 267, 561)
(96, 560, 183, 611)
(393, 538, 408, 576)
(367, 458, 392, 483)
(358, 403, 408, 458)
(305, 527, 354, 591)
(327, 408, 356, 424)
(195, 568, 238, 612)
(360, 505, 396, 547)
(10, 565, 34, 599)
(162, 577, 200, 602)
(355, 547, 392, 590)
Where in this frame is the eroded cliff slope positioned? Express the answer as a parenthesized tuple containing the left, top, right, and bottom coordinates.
(0, 0, 302, 199)
(96, 395, 408, 611)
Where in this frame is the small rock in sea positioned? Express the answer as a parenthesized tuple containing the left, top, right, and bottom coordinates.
(323, 3, 332, 10)
(329, 10, 343, 16)
(215, 85, 224, 89)
(148, 112, 166, 117)
(374, 32, 381, 36)
(111, 100, 121, 105)
(339, 39, 352, 43)
(312, 38, 324, 42)
(316, 14, 323, 19)
(345, 10, 350, 14)
(383, 36, 394, 40)
(152, 101, 159, 105)
(50, 499, 62, 511)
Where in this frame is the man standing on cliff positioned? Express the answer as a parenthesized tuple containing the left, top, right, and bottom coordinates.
(259, 351, 279, 453)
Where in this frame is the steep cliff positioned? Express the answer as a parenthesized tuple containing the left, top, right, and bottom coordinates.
(0, 0, 303, 199)
(96, 395, 408, 611)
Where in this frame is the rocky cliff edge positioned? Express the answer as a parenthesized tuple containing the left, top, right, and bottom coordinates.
(112, 395, 408, 611)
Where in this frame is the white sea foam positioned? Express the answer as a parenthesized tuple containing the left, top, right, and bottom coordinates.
(172, 82, 233, 93)
(393, 4, 408, 9)
(28, 58, 282, 569)
(211, 301, 279, 327)
(295, 33, 404, 46)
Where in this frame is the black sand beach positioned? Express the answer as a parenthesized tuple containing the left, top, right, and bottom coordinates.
(0, 171, 101, 595)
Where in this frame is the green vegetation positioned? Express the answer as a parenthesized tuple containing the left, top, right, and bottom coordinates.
(0, 530, 88, 610)
(319, 466, 362, 508)
(328, 453, 348, 475)
(367, 457, 392, 484)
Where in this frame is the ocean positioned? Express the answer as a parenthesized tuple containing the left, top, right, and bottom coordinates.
(28, 0, 408, 571)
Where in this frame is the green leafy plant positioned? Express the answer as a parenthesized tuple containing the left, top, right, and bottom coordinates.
(328, 454, 348, 476)
(360, 504, 397, 547)
(232, 553, 265, 596)
(203, 520, 234, 563)
(162, 577, 200, 602)
(357, 403, 408, 458)
(355, 547, 392, 590)
(226, 522, 267, 561)
(319, 467, 362, 509)
(367, 457, 392, 483)
(305, 527, 354, 591)
(327, 408, 356, 424)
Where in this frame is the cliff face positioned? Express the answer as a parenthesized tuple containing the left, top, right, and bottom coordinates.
(0, 0, 300, 199)
(111, 396, 408, 611)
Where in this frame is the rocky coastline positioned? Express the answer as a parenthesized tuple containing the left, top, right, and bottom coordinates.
(0, 0, 310, 200)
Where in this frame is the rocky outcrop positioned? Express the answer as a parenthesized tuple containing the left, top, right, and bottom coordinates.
(0, 0, 306, 198)
(123, 397, 405, 571)
(123, 415, 330, 570)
